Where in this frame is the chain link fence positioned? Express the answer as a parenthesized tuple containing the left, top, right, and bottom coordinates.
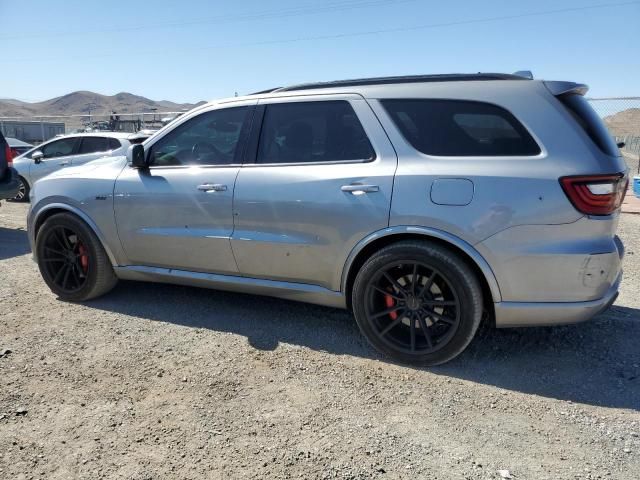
(588, 97, 640, 174)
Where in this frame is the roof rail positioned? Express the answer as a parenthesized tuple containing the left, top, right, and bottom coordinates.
(267, 73, 527, 93)
(249, 87, 282, 95)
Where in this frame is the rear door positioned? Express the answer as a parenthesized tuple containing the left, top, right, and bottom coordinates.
(231, 95, 397, 290)
(73, 136, 118, 166)
(29, 136, 79, 183)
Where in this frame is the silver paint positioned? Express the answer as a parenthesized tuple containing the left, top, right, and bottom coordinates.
(27, 79, 627, 328)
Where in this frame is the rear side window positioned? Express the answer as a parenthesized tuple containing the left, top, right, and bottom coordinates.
(257, 101, 374, 164)
(557, 94, 619, 157)
(109, 138, 122, 150)
(382, 99, 541, 157)
(78, 137, 111, 154)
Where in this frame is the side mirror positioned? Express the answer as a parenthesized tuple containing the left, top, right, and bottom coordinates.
(128, 144, 147, 169)
(32, 151, 44, 164)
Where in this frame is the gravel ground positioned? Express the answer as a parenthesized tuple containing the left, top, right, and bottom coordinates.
(1, 201, 639, 480)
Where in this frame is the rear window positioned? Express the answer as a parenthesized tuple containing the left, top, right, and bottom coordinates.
(109, 138, 122, 150)
(78, 137, 111, 154)
(382, 99, 541, 157)
(558, 94, 619, 157)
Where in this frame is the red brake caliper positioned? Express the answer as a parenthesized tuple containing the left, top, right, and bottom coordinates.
(384, 293, 398, 320)
(78, 244, 89, 273)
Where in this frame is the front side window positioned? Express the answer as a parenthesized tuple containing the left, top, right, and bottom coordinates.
(40, 137, 78, 158)
(78, 137, 111, 154)
(257, 101, 374, 164)
(382, 99, 541, 156)
(149, 107, 248, 166)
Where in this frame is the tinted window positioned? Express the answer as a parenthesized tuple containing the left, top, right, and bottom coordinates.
(41, 138, 78, 158)
(257, 101, 374, 164)
(558, 94, 619, 157)
(382, 99, 541, 156)
(109, 138, 122, 150)
(150, 107, 248, 166)
(78, 137, 111, 154)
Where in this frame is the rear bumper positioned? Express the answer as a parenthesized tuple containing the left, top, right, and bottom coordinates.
(494, 270, 622, 327)
(0, 167, 20, 200)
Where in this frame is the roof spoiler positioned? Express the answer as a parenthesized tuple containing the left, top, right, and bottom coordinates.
(513, 70, 533, 79)
(544, 81, 589, 96)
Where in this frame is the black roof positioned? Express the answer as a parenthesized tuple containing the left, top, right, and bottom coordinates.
(251, 73, 527, 95)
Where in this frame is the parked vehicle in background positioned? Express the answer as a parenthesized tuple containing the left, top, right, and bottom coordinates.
(127, 130, 158, 144)
(11, 132, 148, 202)
(6, 137, 34, 157)
(27, 74, 628, 366)
(0, 131, 20, 201)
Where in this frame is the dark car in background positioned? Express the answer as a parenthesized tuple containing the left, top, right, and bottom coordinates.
(6, 137, 34, 157)
(0, 131, 20, 201)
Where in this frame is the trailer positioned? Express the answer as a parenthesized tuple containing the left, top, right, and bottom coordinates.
(0, 120, 65, 144)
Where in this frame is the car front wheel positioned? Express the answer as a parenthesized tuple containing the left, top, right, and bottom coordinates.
(35, 212, 118, 301)
(352, 241, 483, 366)
(12, 177, 29, 202)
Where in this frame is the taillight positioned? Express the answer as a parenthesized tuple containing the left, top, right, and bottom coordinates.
(4, 143, 12, 167)
(560, 174, 628, 216)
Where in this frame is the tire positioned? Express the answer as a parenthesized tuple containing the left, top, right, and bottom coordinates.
(11, 177, 29, 202)
(35, 212, 118, 301)
(352, 241, 483, 366)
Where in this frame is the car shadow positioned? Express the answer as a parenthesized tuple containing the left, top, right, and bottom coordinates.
(87, 280, 640, 410)
(0, 227, 30, 260)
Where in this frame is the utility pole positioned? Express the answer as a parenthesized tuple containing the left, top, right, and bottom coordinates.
(85, 102, 98, 128)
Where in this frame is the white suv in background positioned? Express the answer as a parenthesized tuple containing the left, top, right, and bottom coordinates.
(11, 132, 143, 201)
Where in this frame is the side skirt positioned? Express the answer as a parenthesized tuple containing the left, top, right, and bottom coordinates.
(113, 265, 347, 309)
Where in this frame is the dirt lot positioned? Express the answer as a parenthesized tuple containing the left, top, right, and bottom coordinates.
(1, 201, 639, 480)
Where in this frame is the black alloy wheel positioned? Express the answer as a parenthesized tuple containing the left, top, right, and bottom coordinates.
(36, 212, 118, 301)
(364, 261, 461, 355)
(352, 241, 483, 366)
(39, 225, 90, 294)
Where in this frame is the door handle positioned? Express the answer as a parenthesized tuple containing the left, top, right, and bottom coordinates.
(197, 183, 227, 192)
(59, 160, 70, 166)
(341, 184, 380, 194)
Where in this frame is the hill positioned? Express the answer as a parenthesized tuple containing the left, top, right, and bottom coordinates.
(604, 107, 640, 137)
(0, 91, 205, 119)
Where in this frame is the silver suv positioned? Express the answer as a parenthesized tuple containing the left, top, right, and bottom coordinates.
(27, 74, 628, 365)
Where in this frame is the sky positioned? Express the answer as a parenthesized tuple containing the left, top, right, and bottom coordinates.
(1, 0, 639, 103)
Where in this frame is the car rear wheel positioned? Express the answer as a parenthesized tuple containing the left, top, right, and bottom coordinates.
(12, 177, 29, 202)
(36, 212, 117, 301)
(352, 241, 483, 366)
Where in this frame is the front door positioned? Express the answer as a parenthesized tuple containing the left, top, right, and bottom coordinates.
(29, 136, 79, 184)
(231, 96, 397, 290)
(114, 103, 254, 274)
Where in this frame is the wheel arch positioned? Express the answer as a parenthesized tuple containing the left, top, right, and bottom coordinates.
(31, 203, 118, 266)
(342, 227, 502, 311)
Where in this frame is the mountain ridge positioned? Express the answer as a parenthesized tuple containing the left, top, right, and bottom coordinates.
(0, 91, 206, 119)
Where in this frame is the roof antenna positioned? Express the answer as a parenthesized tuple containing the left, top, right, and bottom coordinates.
(513, 70, 534, 79)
